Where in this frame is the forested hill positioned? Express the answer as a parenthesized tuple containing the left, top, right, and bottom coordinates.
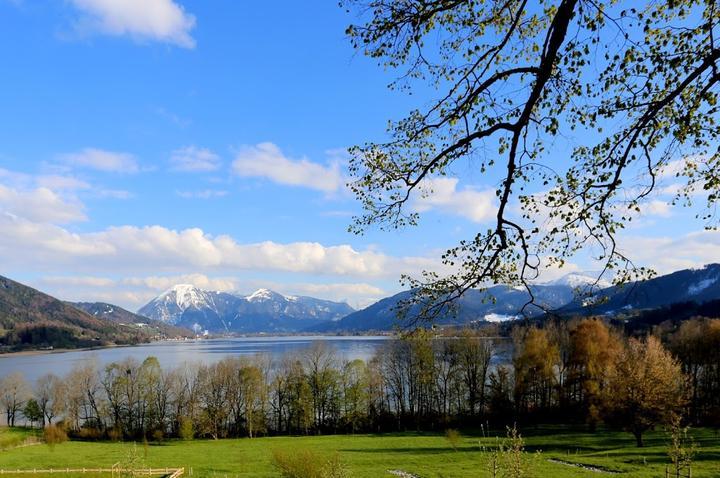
(561, 263, 720, 315)
(310, 284, 576, 332)
(0, 275, 155, 351)
(70, 301, 192, 340)
(311, 265, 720, 332)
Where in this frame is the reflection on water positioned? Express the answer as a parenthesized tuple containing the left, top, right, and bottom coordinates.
(0, 336, 390, 383)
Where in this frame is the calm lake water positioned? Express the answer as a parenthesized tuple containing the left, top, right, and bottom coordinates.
(0, 336, 391, 383)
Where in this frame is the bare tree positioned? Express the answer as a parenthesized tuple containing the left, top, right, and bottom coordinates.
(65, 359, 102, 431)
(303, 342, 340, 431)
(455, 329, 494, 415)
(0, 372, 30, 426)
(35, 373, 66, 427)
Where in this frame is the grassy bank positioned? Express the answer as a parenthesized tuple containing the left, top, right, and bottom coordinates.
(0, 427, 718, 477)
(0, 427, 40, 450)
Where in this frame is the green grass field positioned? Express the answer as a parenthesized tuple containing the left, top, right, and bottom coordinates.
(0, 426, 718, 477)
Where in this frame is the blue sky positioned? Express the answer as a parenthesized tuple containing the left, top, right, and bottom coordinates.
(0, 0, 716, 311)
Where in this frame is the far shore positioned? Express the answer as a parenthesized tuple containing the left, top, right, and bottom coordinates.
(0, 343, 132, 358)
(0, 334, 396, 358)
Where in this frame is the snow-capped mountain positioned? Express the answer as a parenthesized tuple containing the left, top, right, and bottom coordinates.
(138, 285, 355, 333)
(138, 285, 225, 324)
(245, 288, 282, 302)
(547, 272, 611, 289)
(139, 265, 720, 334)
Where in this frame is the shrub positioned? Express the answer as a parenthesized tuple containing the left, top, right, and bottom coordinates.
(480, 425, 536, 478)
(272, 449, 350, 478)
(667, 419, 697, 477)
(108, 427, 123, 442)
(75, 427, 102, 440)
(445, 428, 462, 451)
(43, 425, 68, 448)
(178, 416, 194, 441)
(120, 443, 146, 478)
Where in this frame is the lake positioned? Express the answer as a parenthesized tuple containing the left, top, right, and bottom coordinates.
(0, 336, 391, 383)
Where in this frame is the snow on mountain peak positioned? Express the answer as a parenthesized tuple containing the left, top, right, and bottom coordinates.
(246, 288, 277, 302)
(688, 277, 718, 295)
(549, 272, 611, 289)
(138, 284, 353, 330)
(484, 313, 519, 323)
(159, 284, 209, 310)
(161, 283, 196, 295)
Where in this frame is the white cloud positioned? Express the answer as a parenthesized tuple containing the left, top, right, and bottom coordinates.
(232, 142, 344, 193)
(0, 169, 91, 192)
(32, 277, 159, 310)
(0, 168, 29, 186)
(176, 189, 228, 199)
(534, 260, 583, 283)
(641, 199, 672, 217)
(69, 0, 196, 48)
(414, 177, 496, 222)
(0, 185, 86, 223)
(123, 274, 237, 292)
(34, 273, 387, 311)
(0, 169, 94, 192)
(619, 230, 720, 274)
(278, 282, 385, 309)
(58, 148, 139, 173)
(658, 157, 692, 179)
(0, 213, 440, 278)
(41, 276, 116, 287)
(36, 175, 91, 191)
(170, 146, 221, 172)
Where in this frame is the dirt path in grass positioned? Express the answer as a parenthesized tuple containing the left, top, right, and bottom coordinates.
(0, 439, 42, 452)
(387, 470, 419, 478)
(548, 458, 620, 474)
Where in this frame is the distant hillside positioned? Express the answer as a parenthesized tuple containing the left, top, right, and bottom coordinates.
(311, 265, 720, 332)
(0, 275, 151, 351)
(619, 298, 720, 335)
(562, 263, 720, 315)
(70, 301, 192, 339)
(311, 284, 575, 332)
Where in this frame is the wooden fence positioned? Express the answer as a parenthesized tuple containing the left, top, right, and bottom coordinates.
(0, 468, 183, 478)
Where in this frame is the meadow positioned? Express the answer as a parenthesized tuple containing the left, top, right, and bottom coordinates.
(0, 426, 719, 477)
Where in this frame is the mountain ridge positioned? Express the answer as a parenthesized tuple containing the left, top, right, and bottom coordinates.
(69, 301, 192, 339)
(309, 283, 576, 333)
(561, 263, 720, 315)
(138, 285, 355, 333)
(310, 265, 720, 332)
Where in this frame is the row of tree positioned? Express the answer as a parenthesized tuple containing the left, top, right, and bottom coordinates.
(1, 317, 717, 446)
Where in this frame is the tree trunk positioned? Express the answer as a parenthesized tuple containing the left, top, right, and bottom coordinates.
(633, 429, 644, 447)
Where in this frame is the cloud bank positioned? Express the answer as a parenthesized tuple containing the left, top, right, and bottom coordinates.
(232, 143, 344, 193)
(69, 0, 196, 48)
(58, 148, 139, 173)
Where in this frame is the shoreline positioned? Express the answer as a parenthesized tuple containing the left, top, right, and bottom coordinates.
(0, 334, 395, 358)
(0, 343, 129, 358)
